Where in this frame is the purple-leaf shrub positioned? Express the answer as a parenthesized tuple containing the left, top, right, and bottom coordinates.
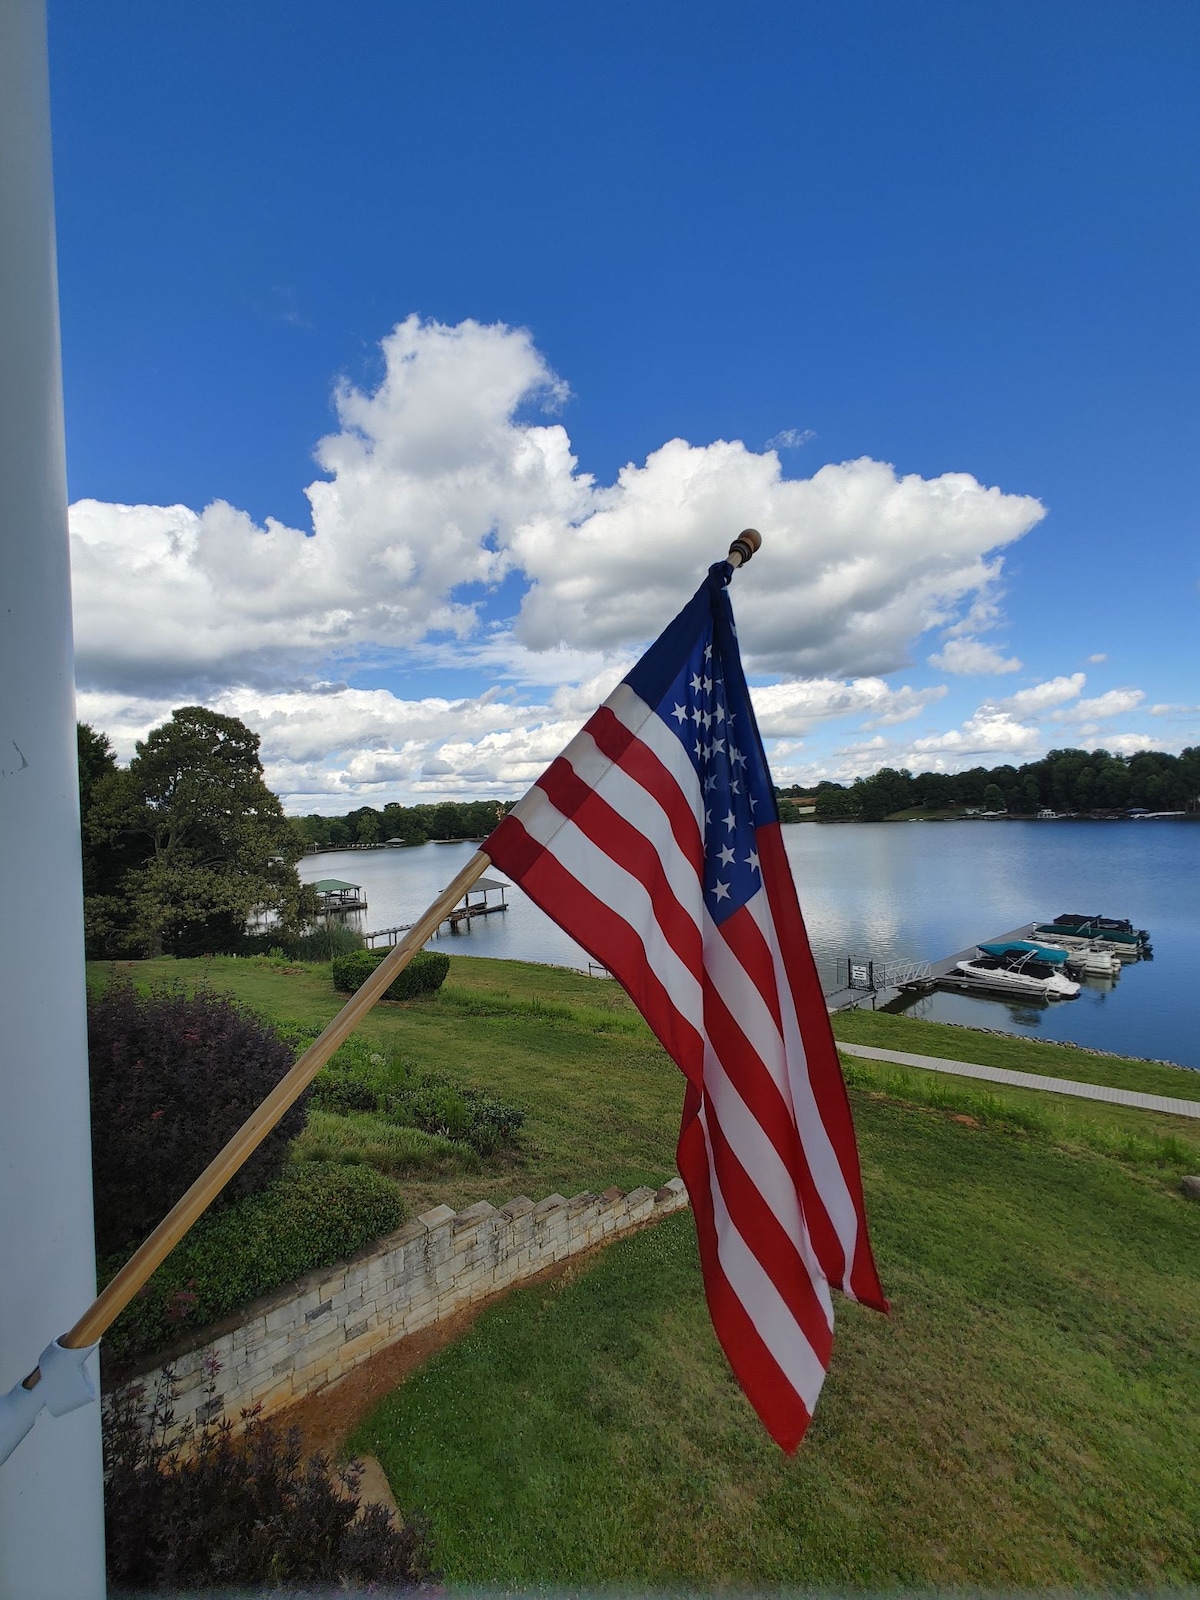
(89, 977, 306, 1256)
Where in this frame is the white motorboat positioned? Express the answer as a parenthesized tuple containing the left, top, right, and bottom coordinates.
(953, 953, 1081, 1000)
(981, 936, 1121, 979)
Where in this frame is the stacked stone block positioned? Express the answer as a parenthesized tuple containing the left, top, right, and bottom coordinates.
(112, 1179, 688, 1433)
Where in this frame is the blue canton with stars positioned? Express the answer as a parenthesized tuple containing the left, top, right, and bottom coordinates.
(623, 562, 778, 926)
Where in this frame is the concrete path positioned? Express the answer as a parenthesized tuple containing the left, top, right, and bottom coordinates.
(837, 1041, 1200, 1120)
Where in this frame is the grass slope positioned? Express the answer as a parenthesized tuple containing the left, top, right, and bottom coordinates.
(88, 954, 683, 1216)
(354, 1104, 1200, 1588)
(92, 952, 1200, 1585)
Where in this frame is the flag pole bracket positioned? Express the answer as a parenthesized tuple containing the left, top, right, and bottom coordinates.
(0, 1341, 97, 1465)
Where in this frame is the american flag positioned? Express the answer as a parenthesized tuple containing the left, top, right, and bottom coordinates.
(484, 559, 886, 1450)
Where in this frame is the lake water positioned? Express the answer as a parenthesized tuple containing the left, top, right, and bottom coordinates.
(300, 821, 1200, 1070)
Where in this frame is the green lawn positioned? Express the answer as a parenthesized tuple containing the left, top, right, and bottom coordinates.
(91, 953, 1200, 1213)
(88, 954, 684, 1216)
(91, 952, 1200, 1584)
(354, 1099, 1200, 1588)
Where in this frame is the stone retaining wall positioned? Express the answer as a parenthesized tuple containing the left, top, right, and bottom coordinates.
(113, 1179, 689, 1433)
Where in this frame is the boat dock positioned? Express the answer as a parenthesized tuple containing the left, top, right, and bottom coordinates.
(823, 923, 1039, 1012)
(363, 876, 510, 949)
(313, 878, 368, 912)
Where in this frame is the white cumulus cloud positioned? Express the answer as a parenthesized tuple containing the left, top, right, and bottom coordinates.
(993, 673, 1086, 715)
(1054, 687, 1145, 721)
(927, 636, 1022, 675)
(1100, 733, 1158, 755)
(749, 678, 947, 737)
(71, 316, 583, 693)
(906, 709, 1043, 761)
(515, 448, 1043, 677)
(69, 316, 1059, 801)
(72, 316, 1044, 693)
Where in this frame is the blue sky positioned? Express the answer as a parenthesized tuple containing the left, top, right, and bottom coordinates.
(51, 0, 1199, 809)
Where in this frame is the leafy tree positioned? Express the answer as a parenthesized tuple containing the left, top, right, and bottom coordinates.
(381, 802, 427, 845)
(982, 783, 1006, 812)
(915, 771, 959, 810)
(1012, 772, 1043, 813)
(955, 766, 991, 806)
(815, 784, 860, 820)
(85, 707, 311, 957)
(78, 722, 117, 810)
(851, 767, 913, 821)
(354, 808, 382, 845)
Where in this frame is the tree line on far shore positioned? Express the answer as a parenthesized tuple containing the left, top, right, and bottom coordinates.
(793, 746, 1200, 822)
(293, 799, 509, 851)
(77, 706, 1197, 961)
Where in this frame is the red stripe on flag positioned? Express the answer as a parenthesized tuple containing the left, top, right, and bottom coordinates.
(536, 757, 703, 984)
(588, 706, 705, 874)
(678, 1088, 815, 1453)
(702, 1102, 834, 1364)
(487, 812, 706, 1087)
(756, 823, 887, 1311)
(700, 939, 849, 1285)
(718, 904, 784, 1036)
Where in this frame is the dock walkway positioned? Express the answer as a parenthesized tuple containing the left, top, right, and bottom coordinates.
(823, 922, 1040, 1011)
(838, 1041, 1200, 1119)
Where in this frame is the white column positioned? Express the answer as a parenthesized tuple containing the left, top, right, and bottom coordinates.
(0, 0, 107, 1594)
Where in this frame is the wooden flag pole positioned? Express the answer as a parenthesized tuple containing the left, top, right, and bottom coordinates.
(18, 848, 493, 1389)
(8, 525, 763, 1423)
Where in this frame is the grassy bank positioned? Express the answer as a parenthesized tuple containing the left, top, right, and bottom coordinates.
(91, 953, 1200, 1583)
(354, 1103, 1199, 1587)
(88, 953, 683, 1217)
(90, 953, 1200, 1213)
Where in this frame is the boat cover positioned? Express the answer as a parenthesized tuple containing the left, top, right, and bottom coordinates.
(978, 940, 1069, 965)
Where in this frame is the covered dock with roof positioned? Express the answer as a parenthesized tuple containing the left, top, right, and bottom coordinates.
(312, 878, 367, 911)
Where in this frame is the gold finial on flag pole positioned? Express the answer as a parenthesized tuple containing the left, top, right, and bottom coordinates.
(727, 528, 762, 569)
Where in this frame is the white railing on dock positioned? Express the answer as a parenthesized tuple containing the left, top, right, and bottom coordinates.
(875, 959, 933, 988)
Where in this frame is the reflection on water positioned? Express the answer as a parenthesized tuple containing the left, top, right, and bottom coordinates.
(300, 820, 1199, 1069)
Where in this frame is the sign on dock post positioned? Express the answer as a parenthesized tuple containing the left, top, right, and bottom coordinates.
(848, 958, 875, 991)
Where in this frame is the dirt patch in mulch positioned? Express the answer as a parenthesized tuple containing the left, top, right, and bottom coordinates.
(272, 1246, 601, 1461)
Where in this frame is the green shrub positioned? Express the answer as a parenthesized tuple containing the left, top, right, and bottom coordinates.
(331, 947, 450, 1000)
(102, 1163, 405, 1365)
(88, 977, 304, 1257)
(293, 1110, 480, 1175)
(309, 1074, 379, 1115)
(289, 921, 365, 960)
(382, 1080, 525, 1156)
(104, 1368, 434, 1590)
(308, 1034, 526, 1159)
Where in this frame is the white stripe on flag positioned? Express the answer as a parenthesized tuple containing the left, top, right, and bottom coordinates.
(699, 1106, 830, 1413)
(606, 684, 706, 829)
(561, 732, 706, 924)
(701, 1042, 834, 1314)
(747, 890, 862, 1284)
(514, 785, 705, 1027)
